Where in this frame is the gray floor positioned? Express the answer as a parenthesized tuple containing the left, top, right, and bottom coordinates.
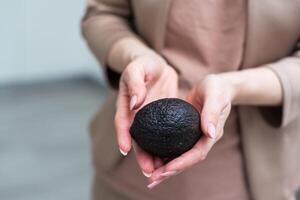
(0, 77, 108, 200)
(0, 77, 299, 200)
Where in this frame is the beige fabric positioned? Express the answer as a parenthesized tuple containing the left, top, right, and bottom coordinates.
(162, 0, 246, 85)
(93, 175, 132, 200)
(91, 93, 251, 200)
(82, 0, 300, 199)
(160, 0, 249, 198)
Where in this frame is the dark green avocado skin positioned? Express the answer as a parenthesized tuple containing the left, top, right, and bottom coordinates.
(130, 98, 202, 158)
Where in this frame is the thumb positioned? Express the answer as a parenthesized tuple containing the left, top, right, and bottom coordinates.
(186, 88, 203, 113)
(200, 99, 223, 139)
(123, 64, 147, 110)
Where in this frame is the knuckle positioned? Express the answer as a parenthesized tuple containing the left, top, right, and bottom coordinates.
(174, 158, 185, 169)
(168, 66, 177, 76)
(220, 104, 231, 116)
(121, 70, 129, 83)
(128, 85, 140, 94)
(122, 64, 138, 79)
(209, 109, 219, 117)
(199, 153, 207, 161)
(200, 152, 207, 161)
(123, 71, 132, 83)
(201, 109, 219, 121)
(126, 62, 137, 71)
(217, 130, 224, 140)
(114, 114, 122, 127)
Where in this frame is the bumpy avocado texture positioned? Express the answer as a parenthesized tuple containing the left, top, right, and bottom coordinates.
(130, 98, 202, 158)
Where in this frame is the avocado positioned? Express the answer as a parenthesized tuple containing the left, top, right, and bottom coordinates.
(130, 98, 202, 158)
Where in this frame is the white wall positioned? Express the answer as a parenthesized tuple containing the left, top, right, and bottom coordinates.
(0, 0, 102, 85)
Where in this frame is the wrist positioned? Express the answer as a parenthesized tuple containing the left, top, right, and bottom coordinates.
(218, 67, 282, 106)
(129, 49, 167, 65)
(217, 72, 245, 105)
(108, 37, 158, 71)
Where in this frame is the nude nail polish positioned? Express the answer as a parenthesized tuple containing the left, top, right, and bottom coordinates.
(119, 148, 128, 156)
(129, 95, 137, 110)
(160, 171, 178, 177)
(142, 171, 152, 178)
(147, 180, 163, 189)
(207, 123, 216, 139)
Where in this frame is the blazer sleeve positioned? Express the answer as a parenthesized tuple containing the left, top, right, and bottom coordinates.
(81, 0, 139, 88)
(260, 40, 300, 127)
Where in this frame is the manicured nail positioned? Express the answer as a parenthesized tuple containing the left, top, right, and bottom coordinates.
(147, 180, 163, 189)
(142, 171, 152, 178)
(119, 148, 128, 156)
(160, 171, 178, 177)
(207, 123, 216, 139)
(129, 95, 137, 110)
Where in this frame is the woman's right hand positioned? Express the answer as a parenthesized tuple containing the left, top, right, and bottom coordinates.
(115, 51, 178, 177)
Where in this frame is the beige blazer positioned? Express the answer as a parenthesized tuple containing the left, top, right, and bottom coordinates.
(81, 0, 300, 199)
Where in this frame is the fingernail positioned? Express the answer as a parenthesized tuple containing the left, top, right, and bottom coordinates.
(129, 95, 137, 110)
(119, 148, 128, 156)
(207, 123, 216, 139)
(147, 180, 163, 189)
(160, 171, 178, 177)
(142, 171, 152, 178)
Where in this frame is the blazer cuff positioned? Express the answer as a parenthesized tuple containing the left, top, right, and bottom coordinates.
(261, 56, 300, 127)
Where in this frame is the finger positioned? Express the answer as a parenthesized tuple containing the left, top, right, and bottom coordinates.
(214, 104, 231, 141)
(201, 96, 227, 139)
(123, 64, 147, 110)
(115, 82, 133, 155)
(147, 176, 168, 189)
(150, 136, 216, 182)
(186, 87, 203, 113)
(132, 142, 154, 177)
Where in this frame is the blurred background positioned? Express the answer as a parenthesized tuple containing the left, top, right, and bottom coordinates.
(0, 1, 108, 200)
(1, 1, 300, 200)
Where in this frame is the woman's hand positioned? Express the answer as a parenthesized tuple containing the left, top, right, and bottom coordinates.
(147, 74, 236, 188)
(147, 67, 283, 188)
(115, 51, 178, 177)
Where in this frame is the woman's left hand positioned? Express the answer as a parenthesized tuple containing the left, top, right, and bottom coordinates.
(147, 74, 236, 188)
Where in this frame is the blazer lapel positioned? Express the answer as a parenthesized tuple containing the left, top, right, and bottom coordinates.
(242, 0, 300, 69)
(241, 1, 300, 199)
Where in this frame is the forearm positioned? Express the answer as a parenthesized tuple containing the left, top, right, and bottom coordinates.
(220, 67, 283, 106)
(107, 37, 157, 73)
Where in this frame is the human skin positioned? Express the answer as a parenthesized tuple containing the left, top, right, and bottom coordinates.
(109, 37, 283, 188)
(112, 38, 179, 178)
